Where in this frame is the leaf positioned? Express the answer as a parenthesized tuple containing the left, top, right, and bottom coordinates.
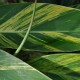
(0, 49, 51, 80)
(0, 3, 80, 52)
(29, 53, 80, 80)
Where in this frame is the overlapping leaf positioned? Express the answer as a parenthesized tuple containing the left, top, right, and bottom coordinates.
(0, 49, 51, 80)
(0, 3, 80, 52)
(29, 53, 80, 80)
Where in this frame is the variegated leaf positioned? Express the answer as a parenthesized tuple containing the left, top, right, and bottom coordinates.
(0, 3, 80, 52)
(29, 53, 80, 80)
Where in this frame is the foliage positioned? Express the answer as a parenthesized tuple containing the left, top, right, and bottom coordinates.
(0, 49, 51, 80)
(0, 1, 80, 80)
(29, 53, 80, 80)
(0, 3, 80, 52)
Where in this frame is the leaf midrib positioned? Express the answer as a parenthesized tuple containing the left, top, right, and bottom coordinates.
(0, 31, 80, 33)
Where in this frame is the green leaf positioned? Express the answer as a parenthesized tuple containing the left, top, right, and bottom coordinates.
(0, 49, 51, 80)
(29, 54, 80, 80)
(0, 3, 80, 52)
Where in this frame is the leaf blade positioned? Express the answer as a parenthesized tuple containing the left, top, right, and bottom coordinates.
(29, 53, 80, 80)
(0, 49, 51, 80)
(0, 3, 80, 52)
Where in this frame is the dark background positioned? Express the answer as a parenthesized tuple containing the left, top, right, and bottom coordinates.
(1, 0, 80, 6)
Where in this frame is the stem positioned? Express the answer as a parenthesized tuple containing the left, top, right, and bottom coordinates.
(14, 0, 37, 56)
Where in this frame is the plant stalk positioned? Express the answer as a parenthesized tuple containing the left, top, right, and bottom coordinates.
(14, 0, 37, 56)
